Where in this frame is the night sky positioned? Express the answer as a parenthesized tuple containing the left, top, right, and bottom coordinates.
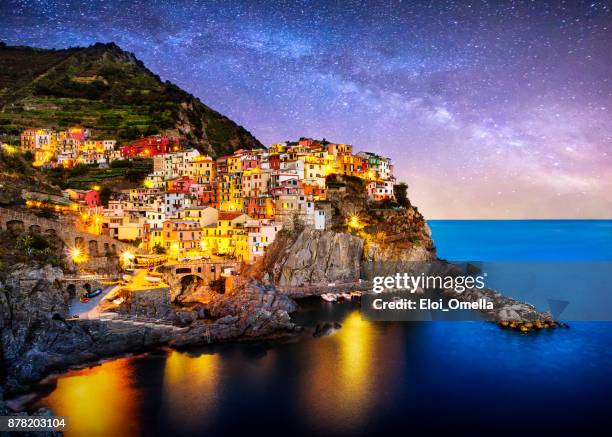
(1, 0, 611, 218)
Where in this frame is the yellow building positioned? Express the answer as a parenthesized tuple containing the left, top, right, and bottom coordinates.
(178, 206, 218, 227)
(20, 129, 57, 166)
(200, 212, 249, 256)
(327, 143, 353, 157)
(162, 220, 203, 257)
(227, 155, 243, 173)
(336, 154, 364, 177)
(234, 233, 249, 262)
(218, 173, 244, 212)
(268, 143, 287, 154)
(187, 155, 216, 183)
(302, 158, 326, 189)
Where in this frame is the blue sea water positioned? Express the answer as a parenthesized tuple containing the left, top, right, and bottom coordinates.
(33, 221, 612, 436)
(429, 219, 612, 261)
(429, 220, 612, 320)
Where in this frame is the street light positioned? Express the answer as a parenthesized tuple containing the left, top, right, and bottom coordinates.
(122, 250, 135, 264)
(348, 214, 361, 229)
(69, 246, 87, 264)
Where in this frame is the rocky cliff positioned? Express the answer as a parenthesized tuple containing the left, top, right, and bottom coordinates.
(261, 175, 436, 289)
(0, 265, 297, 396)
(262, 228, 364, 287)
(0, 265, 169, 394)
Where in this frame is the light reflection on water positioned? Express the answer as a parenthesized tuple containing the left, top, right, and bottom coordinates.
(35, 305, 392, 436)
(39, 358, 140, 437)
(31, 301, 612, 436)
(301, 312, 376, 432)
(161, 351, 221, 430)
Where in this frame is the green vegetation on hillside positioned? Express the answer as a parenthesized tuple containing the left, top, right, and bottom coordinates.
(0, 42, 263, 156)
(0, 229, 65, 276)
(42, 158, 153, 189)
(0, 145, 60, 205)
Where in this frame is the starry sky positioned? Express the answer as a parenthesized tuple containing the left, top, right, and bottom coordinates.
(1, 0, 611, 219)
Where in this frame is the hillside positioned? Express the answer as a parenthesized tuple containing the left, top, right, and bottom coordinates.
(0, 42, 263, 157)
(0, 145, 61, 205)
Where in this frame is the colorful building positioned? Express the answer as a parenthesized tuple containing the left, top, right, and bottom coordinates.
(120, 135, 180, 158)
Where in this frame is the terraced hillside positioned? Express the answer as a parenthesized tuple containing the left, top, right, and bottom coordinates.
(0, 42, 263, 157)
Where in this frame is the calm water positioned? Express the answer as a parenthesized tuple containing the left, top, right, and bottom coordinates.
(32, 220, 612, 436)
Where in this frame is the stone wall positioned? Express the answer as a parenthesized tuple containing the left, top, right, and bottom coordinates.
(0, 207, 141, 258)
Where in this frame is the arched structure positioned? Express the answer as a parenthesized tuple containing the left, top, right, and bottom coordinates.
(163, 259, 240, 296)
(0, 207, 141, 259)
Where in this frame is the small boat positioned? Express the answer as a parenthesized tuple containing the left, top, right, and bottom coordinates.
(113, 297, 125, 305)
(122, 274, 132, 282)
(327, 283, 336, 287)
(89, 288, 103, 298)
(144, 276, 162, 283)
(341, 292, 353, 300)
(80, 288, 102, 302)
(321, 293, 337, 302)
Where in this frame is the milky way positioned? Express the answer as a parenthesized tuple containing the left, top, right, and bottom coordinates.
(1, 0, 611, 218)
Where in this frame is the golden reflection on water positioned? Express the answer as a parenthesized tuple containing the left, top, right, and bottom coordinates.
(36, 309, 401, 435)
(301, 311, 400, 432)
(39, 358, 140, 437)
(161, 350, 220, 429)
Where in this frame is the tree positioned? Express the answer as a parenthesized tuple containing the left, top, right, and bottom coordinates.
(394, 182, 409, 207)
(15, 232, 50, 255)
(152, 243, 166, 254)
(22, 150, 34, 162)
(99, 186, 113, 206)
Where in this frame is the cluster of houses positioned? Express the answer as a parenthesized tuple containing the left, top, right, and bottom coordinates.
(19, 128, 181, 168)
(17, 129, 396, 263)
(20, 127, 118, 167)
(101, 137, 396, 262)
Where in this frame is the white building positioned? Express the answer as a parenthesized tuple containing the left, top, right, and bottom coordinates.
(246, 220, 282, 262)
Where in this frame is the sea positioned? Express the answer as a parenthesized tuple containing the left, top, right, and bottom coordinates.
(30, 220, 612, 436)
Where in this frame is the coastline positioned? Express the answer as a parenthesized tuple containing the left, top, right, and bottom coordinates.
(1, 260, 557, 399)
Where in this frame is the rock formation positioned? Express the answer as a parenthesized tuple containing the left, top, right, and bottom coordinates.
(261, 175, 436, 288)
(0, 265, 297, 396)
(263, 228, 364, 287)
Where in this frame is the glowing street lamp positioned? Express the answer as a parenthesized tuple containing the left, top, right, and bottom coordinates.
(69, 246, 87, 264)
(347, 214, 364, 230)
(170, 243, 180, 259)
(122, 250, 135, 265)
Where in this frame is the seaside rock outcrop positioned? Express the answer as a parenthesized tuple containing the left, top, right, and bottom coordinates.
(0, 263, 299, 394)
(263, 228, 364, 287)
(169, 281, 298, 347)
(260, 174, 435, 289)
(0, 264, 176, 394)
(313, 322, 342, 337)
(0, 261, 298, 394)
(427, 260, 555, 324)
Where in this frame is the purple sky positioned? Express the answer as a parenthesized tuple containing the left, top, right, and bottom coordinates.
(1, 0, 611, 218)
